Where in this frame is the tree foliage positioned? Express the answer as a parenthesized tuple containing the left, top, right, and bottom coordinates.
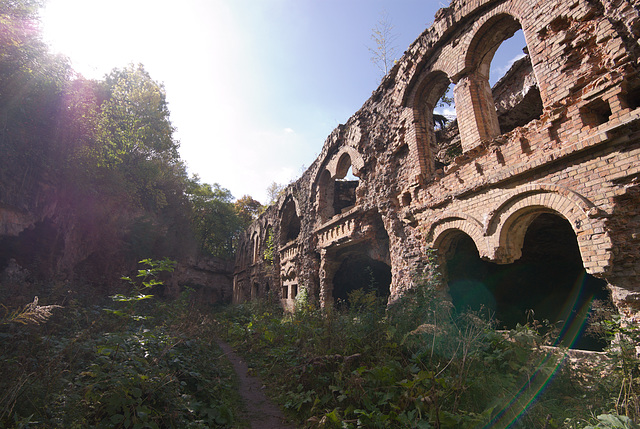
(235, 195, 263, 228)
(97, 64, 178, 167)
(0, 1, 255, 277)
(186, 177, 243, 259)
(266, 181, 286, 206)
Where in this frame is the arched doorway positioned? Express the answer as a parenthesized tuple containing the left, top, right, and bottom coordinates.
(446, 213, 612, 350)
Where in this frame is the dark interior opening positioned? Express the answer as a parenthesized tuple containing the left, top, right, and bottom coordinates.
(333, 253, 391, 305)
(280, 199, 301, 244)
(498, 86, 544, 134)
(333, 180, 358, 214)
(0, 218, 62, 278)
(580, 98, 612, 128)
(626, 84, 640, 110)
(446, 213, 612, 351)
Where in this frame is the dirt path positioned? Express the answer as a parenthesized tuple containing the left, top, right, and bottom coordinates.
(216, 339, 296, 429)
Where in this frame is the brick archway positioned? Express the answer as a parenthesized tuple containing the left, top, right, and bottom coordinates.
(404, 70, 454, 177)
(486, 188, 611, 274)
(326, 146, 364, 178)
(429, 213, 488, 261)
(454, 8, 542, 150)
(314, 147, 364, 223)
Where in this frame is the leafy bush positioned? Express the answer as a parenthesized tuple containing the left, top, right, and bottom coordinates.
(0, 262, 240, 428)
(213, 259, 625, 428)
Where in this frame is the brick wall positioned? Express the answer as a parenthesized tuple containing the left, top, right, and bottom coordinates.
(233, 0, 640, 322)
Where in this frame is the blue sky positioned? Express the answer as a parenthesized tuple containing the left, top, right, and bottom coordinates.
(41, 0, 524, 204)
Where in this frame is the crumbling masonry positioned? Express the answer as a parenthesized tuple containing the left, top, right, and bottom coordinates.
(233, 0, 640, 334)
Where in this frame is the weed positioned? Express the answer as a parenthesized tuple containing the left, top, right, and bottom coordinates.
(0, 260, 241, 428)
(213, 257, 624, 428)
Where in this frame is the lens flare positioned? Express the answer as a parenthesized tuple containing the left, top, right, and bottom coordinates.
(482, 272, 595, 428)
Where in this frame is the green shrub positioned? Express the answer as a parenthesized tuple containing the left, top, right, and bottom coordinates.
(213, 259, 620, 428)
(0, 269, 240, 428)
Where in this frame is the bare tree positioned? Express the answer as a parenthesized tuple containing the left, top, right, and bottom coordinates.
(368, 10, 398, 79)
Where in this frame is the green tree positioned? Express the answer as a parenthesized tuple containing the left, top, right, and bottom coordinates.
(92, 64, 186, 211)
(266, 181, 286, 206)
(186, 177, 242, 259)
(235, 195, 263, 228)
(0, 0, 72, 204)
(97, 64, 178, 167)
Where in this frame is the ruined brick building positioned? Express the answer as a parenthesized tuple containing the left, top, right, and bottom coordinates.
(233, 0, 640, 339)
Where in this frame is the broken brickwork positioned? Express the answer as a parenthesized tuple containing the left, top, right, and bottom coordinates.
(233, 0, 640, 326)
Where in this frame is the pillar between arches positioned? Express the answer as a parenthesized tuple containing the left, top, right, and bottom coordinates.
(454, 71, 501, 151)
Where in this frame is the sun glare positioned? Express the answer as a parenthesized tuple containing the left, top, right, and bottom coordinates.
(40, 0, 174, 79)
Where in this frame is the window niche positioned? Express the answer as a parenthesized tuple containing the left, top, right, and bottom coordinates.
(317, 153, 361, 223)
(580, 98, 612, 128)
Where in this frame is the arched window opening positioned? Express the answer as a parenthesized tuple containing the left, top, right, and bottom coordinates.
(433, 83, 460, 169)
(317, 154, 361, 222)
(446, 214, 613, 351)
(317, 169, 335, 222)
(334, 161, 359, 214)
(251, 232, 259, 264)
(263, 225, 274, 264)
(413, 71, 460, 172)
(461, 16, 543, 147)
(490, 29, 543, 134)
(280, 198, 300, 245)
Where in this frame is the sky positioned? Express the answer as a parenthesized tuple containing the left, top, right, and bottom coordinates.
(40, 0, 525, 204)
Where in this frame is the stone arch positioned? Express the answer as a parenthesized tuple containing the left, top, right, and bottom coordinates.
(250, 231, 259, 264)
(465, 13, 523, 80)
(429, 214, 487, 260)
(486, 187, 611, 273)
(281, 264, 298, 303)
(326, 146, 365, 178)
(486, 184, 596, 236)
(262, 224, 274, 260)
(316, 169, 335, 222)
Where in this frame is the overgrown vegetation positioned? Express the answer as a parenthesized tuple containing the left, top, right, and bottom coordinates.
(0, 0, 260, 286)
(0, 259, 242, 428)
(213, 257, 639, 429)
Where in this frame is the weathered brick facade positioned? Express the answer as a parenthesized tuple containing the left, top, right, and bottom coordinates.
(233, 0, 640, 325)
